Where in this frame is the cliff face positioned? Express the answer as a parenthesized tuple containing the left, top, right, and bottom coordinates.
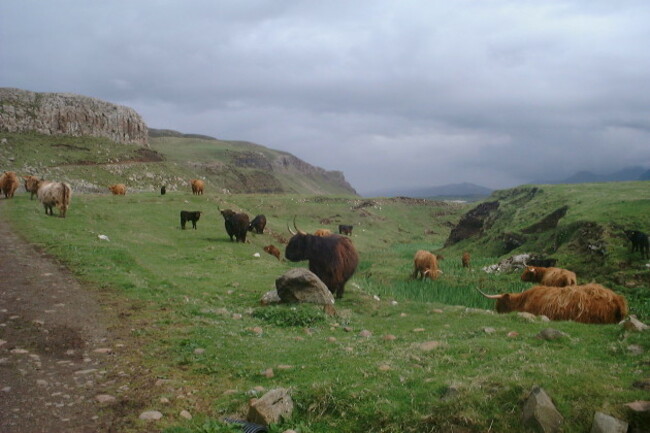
(0, 88, 148, 146)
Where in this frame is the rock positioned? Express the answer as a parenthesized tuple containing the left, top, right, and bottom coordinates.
(359, 330, 372, 338)
(624, 401, 650, 412)
(260, 290, 282, 305)
(536, 328, 569, 341)
(507, 331, 519, 338)
(441, 385, 460, 400)
(139, 410, 163, 420)
(483, 327, 496, 334)
(622, 315, 649, 332)
(632, 378, 650, 390)
(194, 348, 205, 355)
(378, 364, 391, 371)
(419, 341, 441, 351)
(518, 312, 538, 322)
(590, 412, 628, 433)
(383, 334, 397, 341)
(521, 386, 563, 433)
(95, 394, 116, 404)
(262, 368, 274, 378)
(275, 269, 335, 305)
(627, 345, 644, 355)
(247, 388, 294, 425)
(180, 410, 192, 420)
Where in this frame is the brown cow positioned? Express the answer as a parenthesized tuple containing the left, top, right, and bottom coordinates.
(0, 171, 19, 199)
(521, 266, 577, 287)
(314, 229, 332, 237)
(37, 180, 72, 218)
(191, 179, 204, 195)
(263, 244, 282, 261)
(462, 251, 471, 269)
(23, 175, 40, 200)
(477, 284, 628, 324)
(412, 250, 442, 281)
(108, 184, 127, 195)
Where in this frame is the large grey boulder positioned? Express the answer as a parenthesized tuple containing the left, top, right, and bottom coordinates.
(590, 412, 628, 433)
(247, 388, 294, 425)
(521, 386, 563, 433)
(275, 268, 335, 305)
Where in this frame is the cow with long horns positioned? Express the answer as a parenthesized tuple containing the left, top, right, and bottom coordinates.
(285, 217, 359, 299)
(477, 284, 628, 324)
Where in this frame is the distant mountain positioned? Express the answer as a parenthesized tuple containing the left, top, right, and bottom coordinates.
(365, 182, 493, 200)
(533, 166, 649, 185)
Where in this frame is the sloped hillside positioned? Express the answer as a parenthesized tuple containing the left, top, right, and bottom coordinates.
(443, 182, 650, 307)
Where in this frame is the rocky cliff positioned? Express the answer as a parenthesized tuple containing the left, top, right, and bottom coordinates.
(0, 88, 148, 146)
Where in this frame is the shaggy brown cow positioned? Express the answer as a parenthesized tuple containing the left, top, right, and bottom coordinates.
(191, 179, 204, 195)
(220, 209, 249, 242)
(286, 219, 359, 298)
(477, 284, 628, 324)
(462, 251, 471, 269)
(520, 266, 577, 287)
(263, 244, 282, 260)
(248, 214, 267, 234)
(0, 171, 19, 199)
(23, 175, 40, 200)
(314, 229, 332, 237)
(108, 184, 127, 195)
(37, 180, 72, 218)
(412, 250, 442, 280)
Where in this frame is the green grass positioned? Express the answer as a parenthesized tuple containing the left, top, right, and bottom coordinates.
(1, 189, 648, 433)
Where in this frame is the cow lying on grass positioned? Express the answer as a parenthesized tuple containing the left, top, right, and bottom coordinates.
(520, 266, 577, 287)
(180, 211, 202, 230)
(37, 180, 72, 218)
(477, 284, 628, 324)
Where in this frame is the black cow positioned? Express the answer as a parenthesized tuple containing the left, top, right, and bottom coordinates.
(180, 211, 201, 230)
(220, 209, 250, 242)
(248, 214, 267, 234)
(625, 230, 649, 259)
(161, 185, 166, 195)
(286, 219, 359, 299)
(338, 224, 353, 236)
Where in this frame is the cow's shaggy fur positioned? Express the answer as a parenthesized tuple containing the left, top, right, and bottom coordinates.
(462, 251, 471, 269)
(191, 179, 204, 195)
(314, 229, 332, 237)
(0, 171, 20, 199)
(108, 184, 127, 195)
(248, 215, 267, 234)
(412, 250, 441, 280)
(263, 244, 281, 260)
(520, 266, 577, 287)
(480, 284, 628, 324)
(37, 181, 72, 218)
(220, 209, 249, 242)
(23, 175, 40, 200)
(180, 210, 202, 230)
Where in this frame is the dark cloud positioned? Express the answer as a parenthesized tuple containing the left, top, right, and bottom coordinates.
(2, 1, 650, 195)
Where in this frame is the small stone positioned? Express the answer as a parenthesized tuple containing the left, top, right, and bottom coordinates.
(378, 364, 391, 371)
(74, 369, 97, 375)
(383, 334, 397, 341)
(232, 313, 243, 320)
(625, 400, 650, 412)
(419, 341, 441, 351)
(180, 410, 192, 419)
(507, 331, 519, 338)
(0, 339, 6, 346)
(536, 328, 568, 341)
(431, 309, 444, 314)
(483, 327, 496, 334)
(36, 379, 48, 387)
(327, 337, 337, 342)
(160, 397, 170, 403)
(359, 330, 372, 338)
(93, 348, 112, 354)
(623, 315, 649, 332)
(262, 368, 274, 378)
(11, 348, 29, 354)
(628, 345, 644, 355)
(400, 313, 408, 317)
(591, 412, 628, 433)
(194, 348, 205, 355)
(248, 327, 264, 335)
(95, 394, 116, 404)
(139, 410, 163, 420)
(517, 312, 538, 321)
(277, 365, 292, 370)
(413, 328, 425, 332)
(343, 326, 353, 332)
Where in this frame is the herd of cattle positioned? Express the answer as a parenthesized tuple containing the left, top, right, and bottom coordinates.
(1, 171, 646, 324)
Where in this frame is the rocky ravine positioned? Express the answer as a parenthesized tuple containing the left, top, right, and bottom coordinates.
(0, 88, 148, 146)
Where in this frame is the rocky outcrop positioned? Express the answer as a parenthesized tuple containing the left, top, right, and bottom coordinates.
(0, 88, 148, 146)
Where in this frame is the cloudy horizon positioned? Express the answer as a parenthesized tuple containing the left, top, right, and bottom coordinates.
(2, 1, 650, 195)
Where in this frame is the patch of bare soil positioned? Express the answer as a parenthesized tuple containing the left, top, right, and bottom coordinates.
(0, 202, 126, 433)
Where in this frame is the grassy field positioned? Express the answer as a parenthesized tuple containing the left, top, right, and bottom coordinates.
(1, 187, 649, 432)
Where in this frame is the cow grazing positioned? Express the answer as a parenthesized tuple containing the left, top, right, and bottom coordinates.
(462, 251, 471, 269)
(220, 209, 249, 242)
(248, 214, 267, 234)
(263, 244, 282, 260)
(23, 175, 40, 200)
(161, 185, 166, 195)
(314, 229, 332, 237)
(625, 230, 649, 259)
(412, 250, 442, 280)
(108, 184, 127, 195)
(191, 179, 204, 195)
(180, 210, 202, 230)
(37, 180, 72, 218)
(520, 266, 577, 287)
(0, 171, 19, 199)
(338, 224, 353, 236)
(477, 284, 628, 324)
(286, 219, 359, 298)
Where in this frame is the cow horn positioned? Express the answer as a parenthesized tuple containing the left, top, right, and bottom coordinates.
(293, 216, 307, 235)
(287, 222, 296, 235)
(475, 287, 503, 299)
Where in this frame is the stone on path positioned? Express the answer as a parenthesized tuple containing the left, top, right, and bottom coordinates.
(590, 412, 628, 433)
(139, 410, 163, 420)
(521, 386, 563, 433)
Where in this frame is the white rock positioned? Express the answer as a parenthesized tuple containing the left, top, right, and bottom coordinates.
(139, 410, 163, 420)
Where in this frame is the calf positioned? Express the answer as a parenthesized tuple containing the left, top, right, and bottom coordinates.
(23, 175, 40, 200)
(248, 214, 267, 234)
(108, 184, 127, 195)
(625, 230, 649, 259)
(263, 244, 282, 260)
(521, 266, 577, 287)
(462, 251, 471, 268)
(180, 211, 202, 230)
(412, 250, 442, 281)
(338, 224, 353, 236)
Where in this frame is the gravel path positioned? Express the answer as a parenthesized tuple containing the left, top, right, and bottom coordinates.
(0, 202, 117, 433)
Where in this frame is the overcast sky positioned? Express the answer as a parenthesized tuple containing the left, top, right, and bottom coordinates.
(2, 1, 650, 195)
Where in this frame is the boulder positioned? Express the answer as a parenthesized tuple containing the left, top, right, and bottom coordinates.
(247, 388, 294, 425)
(622, 315, 649, 332)
(275, 268, 335, 305)
(590, 412, 628, 433)
(521, 386, 563, 433)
